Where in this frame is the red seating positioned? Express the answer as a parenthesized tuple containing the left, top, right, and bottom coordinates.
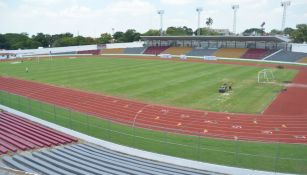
(77, 50, 100, 55)
(241, 49, 271, 59)
(143, 46, 170, 55)
(0, 111, 78, 155)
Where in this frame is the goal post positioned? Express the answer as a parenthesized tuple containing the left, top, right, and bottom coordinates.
(258, 69, 275, 84)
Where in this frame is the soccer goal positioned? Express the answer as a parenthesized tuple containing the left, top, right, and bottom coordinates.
(258, 69, 275, 83)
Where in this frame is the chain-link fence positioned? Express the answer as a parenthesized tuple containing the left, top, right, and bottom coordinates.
(0, 90, 306, 174)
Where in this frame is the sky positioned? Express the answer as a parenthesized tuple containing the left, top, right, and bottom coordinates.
(0, 0, 306, 37)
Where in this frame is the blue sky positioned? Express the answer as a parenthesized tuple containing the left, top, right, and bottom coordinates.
(0, 0, 306, 37)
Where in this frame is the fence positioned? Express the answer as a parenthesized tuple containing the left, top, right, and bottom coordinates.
(0, 90, 306, 174)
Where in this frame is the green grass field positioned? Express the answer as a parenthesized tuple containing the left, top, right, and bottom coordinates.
(0, 57, 297, 113)
(0, 91, 306, 174)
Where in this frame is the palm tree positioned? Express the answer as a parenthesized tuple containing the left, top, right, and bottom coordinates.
(206, 17, 213, 29)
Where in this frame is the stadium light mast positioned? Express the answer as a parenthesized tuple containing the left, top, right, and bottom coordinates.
(196, 7, 203, 36)
(157, 10, 165, 36)
(281, 1, 291, 31)
(232, 5, 239, 35)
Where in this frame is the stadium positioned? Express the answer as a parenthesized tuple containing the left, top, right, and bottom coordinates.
(0, 1, 307, 175)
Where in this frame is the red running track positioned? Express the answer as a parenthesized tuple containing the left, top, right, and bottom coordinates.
(0, 66, 307, 144)
(264, 67, 307, 116)
(0, 111, 78, 155)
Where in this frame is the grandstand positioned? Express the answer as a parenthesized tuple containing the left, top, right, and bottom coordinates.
(77, 50, 100, 55)
(265, 51, 307, 62)
(186, 48, 218, 56)
(0, 143, 216, 175)
(241, 49, 274, 59)
(0, 111, 77, 155)
(143, 46, 170, 55)
(213, 48, 247, 58)
(299, 57, 307, 63)
(161, 47, 193, 55)
(101, 48, 125, 54)
(123, 47, 146, 54)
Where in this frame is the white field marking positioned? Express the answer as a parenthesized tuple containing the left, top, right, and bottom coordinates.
(10, 61, 22, 64)
(204, 120, 218, 124)
(264, 82, 307, 89)
(180, 114, 190, 118)
(262, 130, 273, 135)
(232, 125, 242, 129)
(161, 109, 169, 115)
(294, 135, 306, 139)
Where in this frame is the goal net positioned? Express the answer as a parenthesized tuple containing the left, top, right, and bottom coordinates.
(258, 69, 275, 84)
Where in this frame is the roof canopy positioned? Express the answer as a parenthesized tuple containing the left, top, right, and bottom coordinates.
(141, 36, 289, 43)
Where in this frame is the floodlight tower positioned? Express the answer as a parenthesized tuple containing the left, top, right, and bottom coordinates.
(232, 5, 239, 35)
(281, 1, 291, 31)
(157, 10, 165, 36)
(196, 7, 203, 36)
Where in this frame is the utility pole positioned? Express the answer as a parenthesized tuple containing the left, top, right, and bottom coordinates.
(232, 5, 239, 35)
(196, 7, 203, 36)
(157, 10, 165, 36)
(281, 1, 291, 31)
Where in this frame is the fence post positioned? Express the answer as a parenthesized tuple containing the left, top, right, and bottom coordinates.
(274, 140, 281, 173)
(197, 133, 201, 161)
(28, 98, 31, 114)
(0, 91, 3, 105)
(132, 123, 136, 146)
(107, 119, 111, 140)
(164, 129, 168, 154)
(8, 91, 13, 107)
(0, 91, 2, 104)
(86, 114, 90, 133)
(18, 95, 21, 109)
(53, 104, 57, 122)
(234, 139, 239, 166)
(69, 109, 72, 129)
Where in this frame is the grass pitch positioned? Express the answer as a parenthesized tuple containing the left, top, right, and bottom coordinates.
(0, 57, 297, 113)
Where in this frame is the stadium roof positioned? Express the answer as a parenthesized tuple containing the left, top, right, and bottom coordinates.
(141, 36, 290, 43)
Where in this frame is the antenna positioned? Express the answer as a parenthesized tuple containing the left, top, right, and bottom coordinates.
(196, 7, 203, 36)
(232, 5, 239, 34)
(281, 1, 291, 31)
(157, 10, 165, 36)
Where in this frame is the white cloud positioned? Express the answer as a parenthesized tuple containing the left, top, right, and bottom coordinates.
(292, 0, 307, 5)
(0, 0, 305, 36)
(0, 0, 8, 8)
(161, 0, 196, 5)
(105, 0, 156, 16)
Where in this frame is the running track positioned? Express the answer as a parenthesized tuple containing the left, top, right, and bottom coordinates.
(0, 58, 307, 144)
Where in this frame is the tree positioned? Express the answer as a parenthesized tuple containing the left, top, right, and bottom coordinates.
(98, 33, 112, 44)
(166, 26, 193, 36)
(113, 30, 140, 43)
(284, 27, 295, 36)
(194, 28, 219, 36)
(0, 34, 9, 49)
(32, 33, 51, 47)
(123, 29, 141, 42)
(113, 31, 125, 42)
(205, 17, 213, 29)
(243, 28, 265, 36)
(52, 37, 76, 47)
(3, 33, 35, 49)
(290, 24, 307, 43)
(142, 29, 160, 36)
(51, 33, 74, 47)
(270, 29, 283, 35)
